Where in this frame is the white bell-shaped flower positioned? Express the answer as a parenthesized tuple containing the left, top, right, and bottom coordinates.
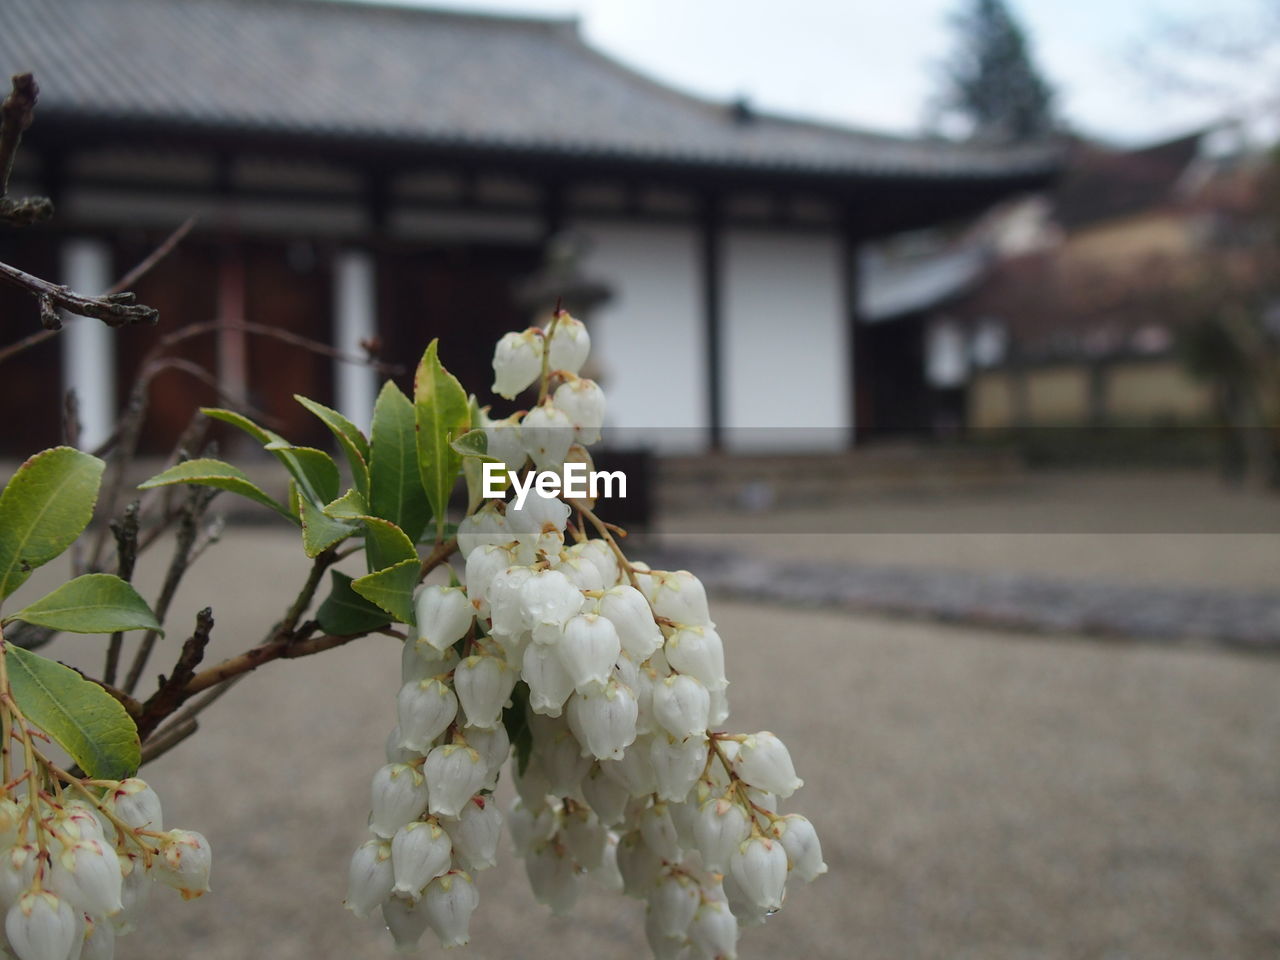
(464, 544, 513, 618)
(522, 642, 575, 717)
(511, 756, 553, 810)
(525, 842, 581, 916)
(774, 814, 826, 882)
(110, 853, 150, 936)
(455, 509, 513, 561)
(382, 894, 429, 953)
(651, 675, 711, 740)
(723, 869, 769, 927)
(665, 626, 727, 691)
(422, 870, 479, 947)
(689, 899, 739, 960)
(615, 830, 662, 899)
(480, 410, 527, 472)
(644, 570, 713, 627)
(79, 913, 114, 960)
(414, 585, 473, 654)
(385, 725, 418, 764)
(401, 640, 457, 687)
(550, 551, 605, 593)
(649, 734, 706, 803)
(734, 732, 803, 798)
(575, 539, 620, 588)
(644, 907, 689, 960)
(638, 802, 681, 861)
(423, 745, 488, 818)
(344, 838, 393, 918)
(487, 565, 536, 639)
(561, 804, 607, 870)
(708, 686, 731, 726)
(491, 329, 544, 399)
(390, 820, 452, 899)
(667, 798, 699, 851)
(566, 680, 638, 761)
(454, 654, 516, 730)
(50, 839, 122, 917)
(520, 402, 575, 471)
(595, 831, 625, 894)
(104, 779, 162, 833)
(462, 724, 510, 788)
(649, 870, 701, 937)
(396, 678, 458, 753)
(552, 378, 605, 445)
(597, 586, 663, 660)
(557, 614, 621, 692)
(599, 737, 658, 798)
(729, 835, 788, 911)
(547, 313, 590, 375)
(530, 715, 593, 794)
(580, 763, 630, 827)
(5, 890, 78, 960)
(370, 763, 429, 838)
(443, 797, 503, 871)
(0, 844, 37, 911)
(693, 797, 751, 874)
(505, 489, 570, 537)
(519, 570, 583, 634)
(507, 797, 556, 855)
(153, 829, 212, 900)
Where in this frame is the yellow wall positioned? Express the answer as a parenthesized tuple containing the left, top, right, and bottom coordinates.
(970, 373, 1015, 429)
(1026, 367, 1089, 423)
(1108, 360, 1212, 420)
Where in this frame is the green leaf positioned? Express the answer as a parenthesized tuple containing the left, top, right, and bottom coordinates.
(450, 428, 497, 460)
(138, 458, 294, 522)
(0, 447, 104, 602)
(263, 444, 340, 507)
(316, 571, 392, 635)
(201, 407, 276, 446)
(351, 558, 419, 626)
(414, 341, 470, 542)
(4, 645, 140, 779)
(301, 499, 356, 558)
(368, 382, 430, 543)
(295, 396, 371, 499)
(363, 517, 418, 572)
(323, 488, 369, 520)
(6, 574, 160, 634)
(503, 682, 533, 776)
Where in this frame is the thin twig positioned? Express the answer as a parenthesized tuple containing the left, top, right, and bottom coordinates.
(418, 538, 458, 582)
(136, 608, 213, 739)
(106, 217, 196, 295)
(138, 718, 198, 766)
(104, 501, 141, 686)
(0, 260, 158, 326)
(0, 73, 51, 226)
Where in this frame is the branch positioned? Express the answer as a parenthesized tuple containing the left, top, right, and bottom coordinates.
(104, 501, 141, 687)
(0, 260, 158, 328)
(418, 537, 458, 582)
(0, 74, 51, 226)
(137, 608, 213, 740)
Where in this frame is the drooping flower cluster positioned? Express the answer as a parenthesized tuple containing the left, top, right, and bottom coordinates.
(346, 313, 824, 957)
(0, 774, 210, 960)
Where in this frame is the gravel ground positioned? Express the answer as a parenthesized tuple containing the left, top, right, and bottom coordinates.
(21, 524, 1276, 960)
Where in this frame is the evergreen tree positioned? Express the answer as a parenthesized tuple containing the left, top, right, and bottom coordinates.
(940, 0, 1055, 142)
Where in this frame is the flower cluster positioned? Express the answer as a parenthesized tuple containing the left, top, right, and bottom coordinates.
(0, 774, 209, 960)
(346, 313, 824, 957)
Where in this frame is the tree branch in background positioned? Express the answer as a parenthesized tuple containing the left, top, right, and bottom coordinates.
(0, 73, 52, 226)
(0, 259, 159, 328)
(137, 607, 213, 740)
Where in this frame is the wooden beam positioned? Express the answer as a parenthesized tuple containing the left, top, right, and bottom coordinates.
(700, 195, 723, 450)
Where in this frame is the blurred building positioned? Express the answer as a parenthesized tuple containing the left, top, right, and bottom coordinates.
(0, 0, 1056, 456)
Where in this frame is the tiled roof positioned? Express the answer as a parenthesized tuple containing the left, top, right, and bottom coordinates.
(0, 0, 1059, 182)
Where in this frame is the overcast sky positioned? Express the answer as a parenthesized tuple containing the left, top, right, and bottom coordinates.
(386, 0, 1277, 145)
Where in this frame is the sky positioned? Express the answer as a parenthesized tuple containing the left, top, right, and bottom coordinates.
(374, 0, 1279, 145)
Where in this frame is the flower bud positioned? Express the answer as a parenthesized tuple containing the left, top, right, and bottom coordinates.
(665, 625, 727, 691)
(525, 842, 581, 916)
(561, 804, 606, 870)
(422, 870, 479, 947)
(80, 913, 115, 960)
(565, 680, 638, 761)
(649, 870, 700, 937)
(651, 675, 711, 740)
(505, 490, 570, 538)
(774, 814, 826, 883)
(344, 838, 393, 918)
(456, 509, 513, 561)
(443, 797, 503, 871)
(550, 551, 605, 593)
(552, 378, 605, 445)
(599, 738, 658, 798)
(597, 586, 663, 660)
(530, 715, 592, 795)
(520, 402, 575, 471)
(519, 570, 584, 634)
(384, 725, 418, 764)
(414, 585, 474, 654)
(50, 838, 123, 917)
(557, 614, 621, 692)
(401, 641, 458, 687)
(689, 899, 739, 960)
(729, 835, 787, 911)
(615, 831, 662, 899)
(0, 844, 38, 912)
(454, 654, 516, 730)
(693, 798, 751, 874)
(595, 831, 625, 893)
(492, 329, 544, 399)
(390, 819, 452, 900)
(722, 870, 769, 927)
(709, 686, 731, 726)
(644, 907, 689, 960)
(644, 570, 713, 627)
(638, 802, 681, 862)
(480, 410, 527, 472)
(396, 678, 458, 753)
(422, 745, 488, 818)
(110, 853, 151, 935)
(370, 763, 429, 838)
(547, 313, 590, 375)
(487, 565, 536, 639)
(153, 829, 212, 900)
(462, 724, 510, 788)
(104, 779, 163, 833)
(576, 539, 620, 587)
(580, 764, 630, 827)
(649, 734, 706, 803)
(382, 894, 429, 953)
(464, 544, 514, 618)
(5, 890, 78, 960)
(522, 642, 575, 717)
(734, 732, 802, 798)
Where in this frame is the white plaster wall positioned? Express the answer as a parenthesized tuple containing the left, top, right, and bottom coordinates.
(60, 239, 116, 451)
(721, 229, 850, 451)
(571, 220, 708, 452)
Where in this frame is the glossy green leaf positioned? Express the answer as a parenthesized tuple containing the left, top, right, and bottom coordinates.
(6, 574, 160, 634)
(4, 644, 140, 779)
(503, 683, 533, 776)
(201, 407, 276, 446)
(138, 458, 294, 522)
(301, 499, 356, 558)
(0, 447, 104, 602)
(323, 488, 369, 520)
(263, 443, 340, 506)
(351, 558, 419, 626)
(363, 517, 418, 573)
(414, 341, 470, 542)
(316, 571, 392, 635)
(294, 396, 371, 498)
(368, 382, 430, 543)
